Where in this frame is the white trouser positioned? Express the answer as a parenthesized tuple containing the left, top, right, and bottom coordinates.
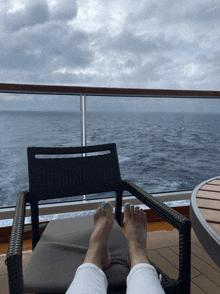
(66, 263, 165, 294)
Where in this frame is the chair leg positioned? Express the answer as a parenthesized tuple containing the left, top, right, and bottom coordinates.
(115, 190, 123, 227)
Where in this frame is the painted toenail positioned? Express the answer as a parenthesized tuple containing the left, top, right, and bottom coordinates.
(140, 209, 143, 211)
(131, 205, 134, 208)
(102, 203, 104, 205)
(99, 205, 101, 207)
(136, 206, 139, 209)
(105, 203, 110, 207)
(125, 204, 130, 208)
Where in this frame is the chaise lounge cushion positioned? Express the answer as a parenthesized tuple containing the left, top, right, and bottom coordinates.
(23, 215, 130, 293)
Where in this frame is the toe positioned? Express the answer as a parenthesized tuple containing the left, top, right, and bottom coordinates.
(140, 208, 147, 224)
(130, 204, 134, 218)
(105, 201, 113, 216)
(101, 203, 105, 216)
(135, 206, 142, 220)
(140, 209, 145, 219)
(144, 211, 148, 223)
(124, 202, 131, 218)
(93, 205, 101, 220)
(135, 206, 140, 215)
(130, 205, 134, 218)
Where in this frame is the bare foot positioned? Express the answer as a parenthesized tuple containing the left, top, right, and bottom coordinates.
(123, 203, 149, 269)
(83, 202, 114, 270)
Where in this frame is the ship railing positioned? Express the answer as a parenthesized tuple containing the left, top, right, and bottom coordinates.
(0, 83, 220, 224)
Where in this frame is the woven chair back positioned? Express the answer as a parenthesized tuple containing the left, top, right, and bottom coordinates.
(27, 143, 122, 201)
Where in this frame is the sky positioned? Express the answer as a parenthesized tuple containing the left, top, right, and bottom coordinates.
(0, 0, 220, 112)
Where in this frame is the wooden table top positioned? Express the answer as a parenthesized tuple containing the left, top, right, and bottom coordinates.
(190, 176, 220, 268)
(196, 179, 220, 236)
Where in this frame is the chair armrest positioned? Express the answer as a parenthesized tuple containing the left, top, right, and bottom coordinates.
(122, 179, 190, 231)
(5, 191, 27, 294)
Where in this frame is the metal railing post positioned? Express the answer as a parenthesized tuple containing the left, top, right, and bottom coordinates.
(80, 94, 87, 201)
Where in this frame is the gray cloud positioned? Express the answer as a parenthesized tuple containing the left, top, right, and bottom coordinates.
(3, 0, 78, 33)
(0, 0, 93, 82)
(183, 1, 220, 24)
(133, 0, 220, 26)
(104, 30, 174, 55)
(50, 0, 77, 21)
(0, 0, 220, 109)
(0, 23, 93, 71)
(3, 0, 50, 32)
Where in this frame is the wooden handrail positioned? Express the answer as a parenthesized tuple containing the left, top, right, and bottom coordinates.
(0, 83, 220, 98)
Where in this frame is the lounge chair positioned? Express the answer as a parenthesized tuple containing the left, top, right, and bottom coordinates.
(5, 143, 191, 293)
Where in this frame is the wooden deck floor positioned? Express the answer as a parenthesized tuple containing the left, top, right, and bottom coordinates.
(1, 226, 220, 294)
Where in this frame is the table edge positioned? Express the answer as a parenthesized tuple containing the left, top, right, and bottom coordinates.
(190, 175, 220, 267)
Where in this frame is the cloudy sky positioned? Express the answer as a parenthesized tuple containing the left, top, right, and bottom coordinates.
(1, 0, 220, 112)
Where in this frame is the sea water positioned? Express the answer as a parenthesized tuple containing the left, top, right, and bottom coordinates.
(1, 110, 220, 226)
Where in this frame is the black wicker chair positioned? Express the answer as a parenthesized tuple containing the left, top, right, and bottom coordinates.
(5, 143, 191, 294)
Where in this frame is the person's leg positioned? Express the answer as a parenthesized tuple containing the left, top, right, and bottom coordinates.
(124, 203, 165, 294)
(66, 201, 114, 294)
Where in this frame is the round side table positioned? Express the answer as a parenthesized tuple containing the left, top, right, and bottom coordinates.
(190, 176, 220, 268)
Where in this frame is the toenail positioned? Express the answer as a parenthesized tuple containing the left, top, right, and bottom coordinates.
(140, 209, 143, 211)
(131, 205, 134, 208)
(102, 203, 104, 206)
(136, 206, 139, 209)
(125, 204, 130, 208)
(105, 203, 110, 207)
(99, 205, 101, 207)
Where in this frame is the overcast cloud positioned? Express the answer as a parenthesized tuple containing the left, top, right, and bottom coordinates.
(0, 0, 220, 112)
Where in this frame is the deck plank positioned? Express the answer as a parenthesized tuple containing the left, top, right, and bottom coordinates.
(197, 190, 220, 200)
(191, 253, 220, 287)
(0, 254, 7, 276)
(0, 274, 9, 294)
(156, 247, 179, 269)
(192, 275, 220, 294)
(191, 244, 220, 272)
(208, 179, 220, 185)
(196, 198, 220, 210)
(191, 280, 207, 293)
(148, 249, 179, 279)
(170, 245, 201, 279)
(200, 184, 220, 192)
(199, 208, 220, 223)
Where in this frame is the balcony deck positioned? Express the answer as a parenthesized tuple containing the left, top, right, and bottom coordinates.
(1, 208, 220, 294)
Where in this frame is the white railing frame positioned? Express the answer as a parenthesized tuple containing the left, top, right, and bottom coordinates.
(0, 191, 192, 222)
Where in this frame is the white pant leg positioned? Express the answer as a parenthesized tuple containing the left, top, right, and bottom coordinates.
(66, 263, 108, 294)
(126, 263, 165, 294)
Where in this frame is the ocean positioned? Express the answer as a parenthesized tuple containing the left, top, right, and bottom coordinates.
(1, 110, 220, 226)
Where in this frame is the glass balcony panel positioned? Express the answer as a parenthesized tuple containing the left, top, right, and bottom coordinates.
(1, 89, 220, 227)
